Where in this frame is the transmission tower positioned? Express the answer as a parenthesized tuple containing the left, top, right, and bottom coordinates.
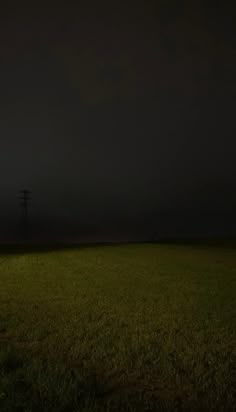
(19, 189, 32, 238)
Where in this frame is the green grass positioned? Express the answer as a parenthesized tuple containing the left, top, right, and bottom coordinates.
(0, 242, 235, 411)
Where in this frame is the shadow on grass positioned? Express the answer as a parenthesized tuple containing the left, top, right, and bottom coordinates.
(1, 346, 233, 412)
(0, 346, 161, 412)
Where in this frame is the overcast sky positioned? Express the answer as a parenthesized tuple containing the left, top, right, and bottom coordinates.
(0, 1, 235, 240)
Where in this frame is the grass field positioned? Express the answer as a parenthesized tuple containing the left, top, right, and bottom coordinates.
(0, 242, 235, 411)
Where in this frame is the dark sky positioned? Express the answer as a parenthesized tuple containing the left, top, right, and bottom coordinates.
(0, 1, 236, 240)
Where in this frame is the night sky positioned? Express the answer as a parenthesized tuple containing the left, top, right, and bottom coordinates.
(0, 1, 236, 241)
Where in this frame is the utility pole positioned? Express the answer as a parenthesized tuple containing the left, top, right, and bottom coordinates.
(19, 189, 31, 239)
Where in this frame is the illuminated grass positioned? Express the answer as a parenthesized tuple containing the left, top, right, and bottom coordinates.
(0, 243, 235, 411)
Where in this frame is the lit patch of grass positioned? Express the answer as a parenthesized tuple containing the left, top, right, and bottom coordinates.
(0, 242, 235, 411)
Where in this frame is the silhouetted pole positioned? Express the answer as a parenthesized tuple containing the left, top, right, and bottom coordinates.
(19, 190, 31, 239)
